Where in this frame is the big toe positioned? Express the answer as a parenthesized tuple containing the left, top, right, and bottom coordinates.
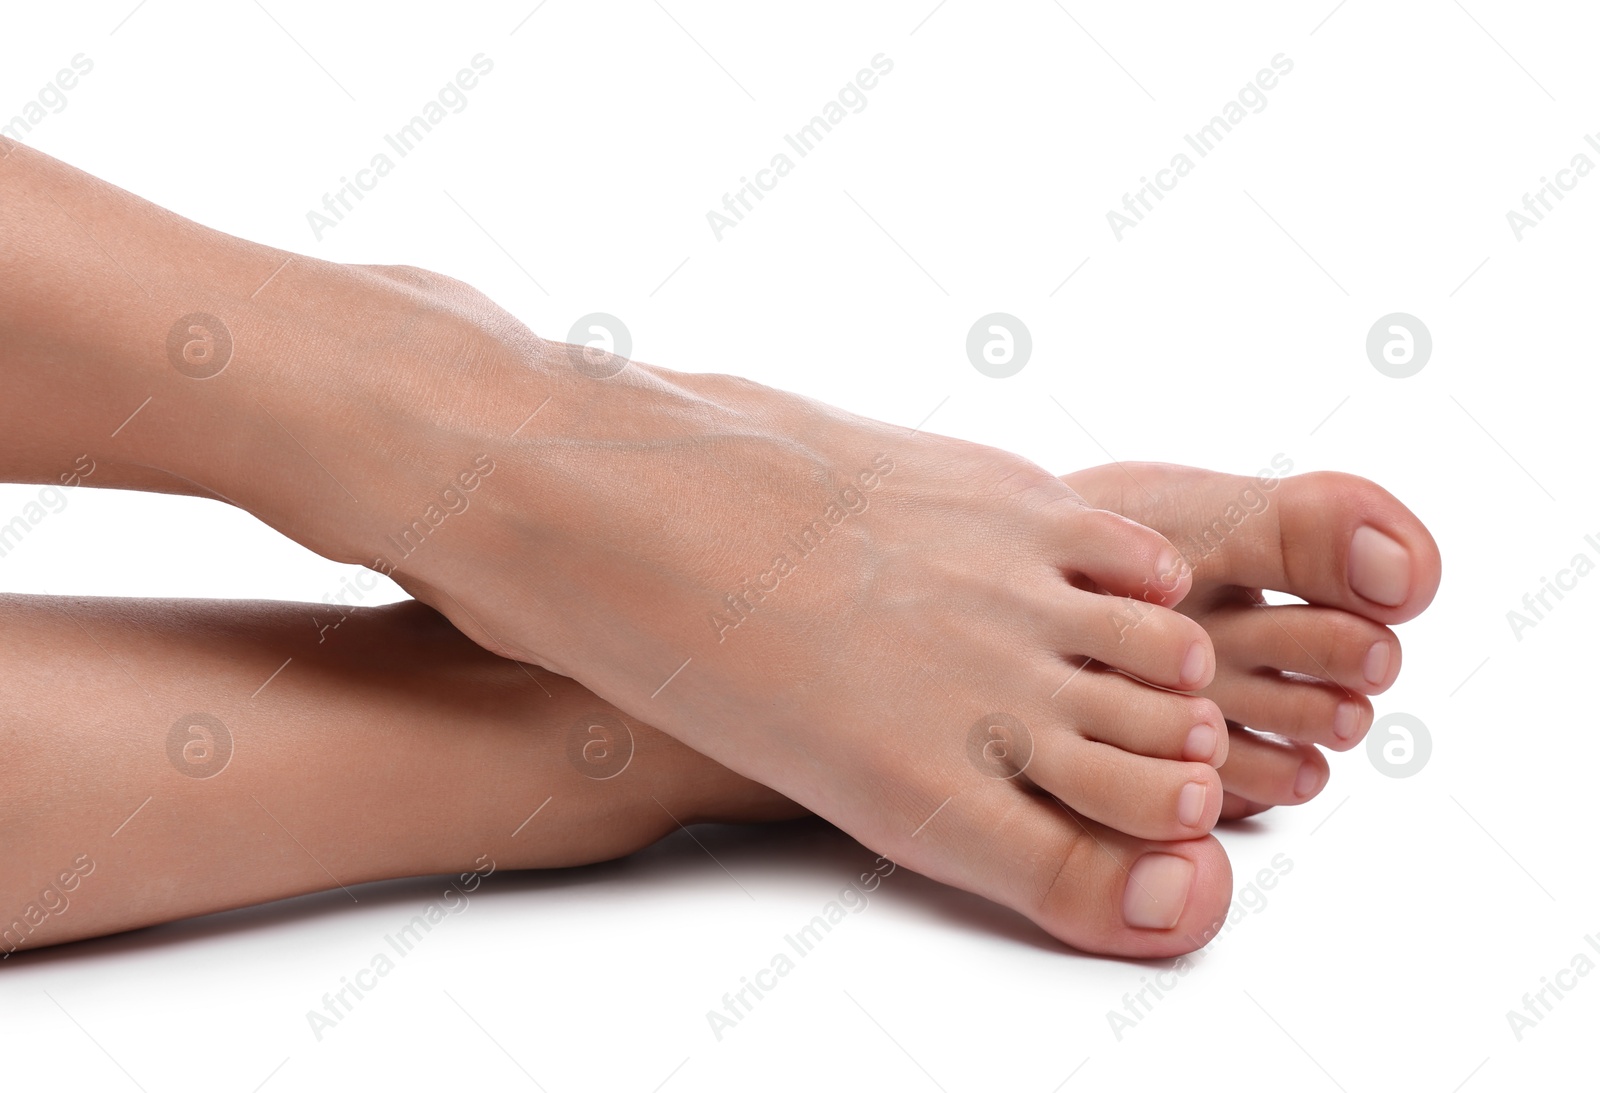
(1269, 470, 1440, 623)
(1032, 808, 1234, 956)
(1073, 464, 1442, 625)
(908, 787, 1234, 958)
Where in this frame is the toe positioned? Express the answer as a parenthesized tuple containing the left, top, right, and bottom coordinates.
(1057, 506, 1193, 608)
(1206, 668, 1372, 750)
(1045, 588, 1217, 691)
(888, 755, 1232, 957)
(976, 790, 1235, 956)
(1068, 464, 1442, 625)
(1242, 470, 1441, 624)
(1208, 603, 1402, 695)
(1024, 732, 1223, 840)
(1037, 818, 1233, 954)
(1055, 666, 1227, 766)
(1216, 723, 1328, 805)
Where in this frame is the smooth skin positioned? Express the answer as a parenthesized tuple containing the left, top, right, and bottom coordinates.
(0, 595, 802, 955)
(1, 143, 1233, 956)
(1066, 463, 1442, 819)
(0, 143, 1442, 956)
(0, 468, 1439, 955)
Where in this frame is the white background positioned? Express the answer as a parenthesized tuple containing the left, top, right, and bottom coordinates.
(1, 1, 1595, 1089)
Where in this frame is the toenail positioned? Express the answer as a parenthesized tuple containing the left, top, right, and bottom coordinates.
(1362, 643, 1390, 687)
(1181, 641, 1209, 688)
(1182, 725, 1218, 764)
(1333, 701, 1360, 742)
(1177, 782, 1207, 827)
(1123, 853, 1195, 930)
(1348, 526, 1411, 607)
(1293, 762, 1322, 799)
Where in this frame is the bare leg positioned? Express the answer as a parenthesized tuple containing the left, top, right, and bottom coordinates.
(2, 143, 1233, 955)
(0, 596, 800, 955)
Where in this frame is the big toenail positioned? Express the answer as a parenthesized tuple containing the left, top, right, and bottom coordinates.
(1293, 762, 1322, 799)
(1181, 642, 1209, 688)
(1348, 526, 1411, 607)
(1123, 854, 1194, 930)
(1333, 701, 1360, 741)
(1182, 725, 1218, 764)
(1363, 643, 1390, 687)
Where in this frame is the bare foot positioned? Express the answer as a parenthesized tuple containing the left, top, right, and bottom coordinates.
(3, 147, 1238, 955)
(1065, 462, 1442, 819)
(183, 264, 1245, 957)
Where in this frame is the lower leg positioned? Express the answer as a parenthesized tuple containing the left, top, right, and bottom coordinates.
(0, 595, 799, 955)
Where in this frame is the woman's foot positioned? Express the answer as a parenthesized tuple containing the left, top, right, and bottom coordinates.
(138, 260, 1246, 957)
(0, 147, 1432, 958)
(1064, 462, 1442, 819)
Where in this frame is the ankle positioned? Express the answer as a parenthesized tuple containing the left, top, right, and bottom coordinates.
(153, 261, 541, 567)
